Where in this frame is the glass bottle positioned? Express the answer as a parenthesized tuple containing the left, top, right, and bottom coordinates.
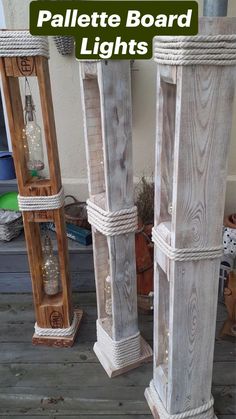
(22, 95, 44, 173)
(105, 275, 112, 316)
(42, 235, 60, 296)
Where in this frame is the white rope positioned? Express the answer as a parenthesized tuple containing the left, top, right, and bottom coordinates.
(152, 227, 223, 261)
(18, 188, 64, 212)
(149, 380, 214, 419)
(96, 321, 141, 368)
(87, 199, 138, 236)
(0, 31, 49, 58)
(154, 34, 236, 66)
(35, 313, 78, 337)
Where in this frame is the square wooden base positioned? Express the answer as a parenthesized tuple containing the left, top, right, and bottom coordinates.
(94, 335, 152, 378)
(145, 385, 217, 419)
(144, 385, 161, 419)
(32, 309, 83, 348)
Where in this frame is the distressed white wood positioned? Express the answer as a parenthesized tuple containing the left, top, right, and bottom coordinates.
(146, 17, 236, 419)
(80, 60, 152, 376)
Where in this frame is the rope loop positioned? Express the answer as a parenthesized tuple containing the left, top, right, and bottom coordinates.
(87, 199, 138, 236)
(154, 34, 236, 66)
(18, 188, 64, 212)
(96, 321, 141, 368)
(0, 31, 49, 58)
(152, 227, 223, 261)
(149, 380, 214, 419)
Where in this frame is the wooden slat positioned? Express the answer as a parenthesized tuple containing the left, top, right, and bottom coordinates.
(4, 56, 37, 77)
(0, 272, 95, 293)
(100, 61, 139, 341)
(0, 59, 30, 190)
(35, 56, 61, 193)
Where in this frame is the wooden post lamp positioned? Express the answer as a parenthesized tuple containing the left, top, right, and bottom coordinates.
(145, 18, 236, 419)
(79, 60, 152, 377)
(0, 31, 83, 347)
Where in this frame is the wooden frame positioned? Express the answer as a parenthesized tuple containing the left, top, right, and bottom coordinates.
(145, 18, 236, 418)
(79, 60, 152, 377)
(0, 34, 82, 347)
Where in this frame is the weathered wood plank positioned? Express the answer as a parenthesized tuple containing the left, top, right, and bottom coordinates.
(0, 272, 95, 293)
(0, 363, 152, 388)
(0, 293, 234, 418)
(0, 318, 153, 345)
(0, 342, 98, 364)
(0, 232, 93, 254)
(0, 362, 233, 389)
(0, 386, 234, 416)
(149, 16, 236, 419)
(2, 416, 152, 418)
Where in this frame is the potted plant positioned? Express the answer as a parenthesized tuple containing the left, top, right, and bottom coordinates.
(135, 176, 154, 313)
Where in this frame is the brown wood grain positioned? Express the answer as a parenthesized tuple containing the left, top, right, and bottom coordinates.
(0, 44, 77, 340)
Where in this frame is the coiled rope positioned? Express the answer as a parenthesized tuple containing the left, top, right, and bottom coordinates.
(149, 380, 214, 419)
(152, 227, 223, 261)
(0, 31, 49, 58)
(154, 34, 236, 65)
(18, 188, 64, 212)
(87, 199, 138, 236)
(96, 321, 141, 368)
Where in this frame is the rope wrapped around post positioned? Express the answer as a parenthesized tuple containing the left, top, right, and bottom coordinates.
(87, 199, 138, 236)
(152, 227, 223, 261)
(0, 31, 49, 58)
(35, 312, 78, 337)
(149, 380, 214, 419)
(18, 188, 64, 212)
(96, 321, 141, 368)
(154, 34, 236, 65)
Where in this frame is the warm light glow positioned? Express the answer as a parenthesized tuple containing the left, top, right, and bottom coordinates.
(42, 235, 60, 296)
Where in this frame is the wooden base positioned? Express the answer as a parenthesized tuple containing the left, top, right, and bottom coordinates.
(32, 308, 83, 348)
(144, 385, 161, 419)
(145, 385, 217, 419)
(219, 319, 236, 338)
(93, 336, 152, 378)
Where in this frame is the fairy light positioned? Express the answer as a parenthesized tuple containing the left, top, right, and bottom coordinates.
(42, 235, 60, 296)
(105, 275, 112, 316)
(23, 78, 44, 174)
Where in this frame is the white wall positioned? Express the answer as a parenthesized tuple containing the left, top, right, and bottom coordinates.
(2, 0, 236, 215)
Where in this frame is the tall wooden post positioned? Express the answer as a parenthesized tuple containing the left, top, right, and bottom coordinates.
(79, 60, 152, 377)
(0, 31, 82, 347)
(145, 18, 236, 418)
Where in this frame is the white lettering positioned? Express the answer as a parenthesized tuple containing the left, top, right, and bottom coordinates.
(37, 10, 52, 27)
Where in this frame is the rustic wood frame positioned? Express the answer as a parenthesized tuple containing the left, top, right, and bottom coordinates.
(0, 40, 82, 347)
(79, 60, 152, 377)
(145, 18, 236, 419)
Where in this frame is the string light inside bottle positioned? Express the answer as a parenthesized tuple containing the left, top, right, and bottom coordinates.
(42, 234, 60, 296)
(22, 78, 45, 174)
(105, 275, 112, 316)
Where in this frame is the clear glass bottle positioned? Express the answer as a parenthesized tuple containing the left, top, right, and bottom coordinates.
(105, 275, 112, 317)
(22, 95, 44, 173)
(42, 235, 60, 296)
